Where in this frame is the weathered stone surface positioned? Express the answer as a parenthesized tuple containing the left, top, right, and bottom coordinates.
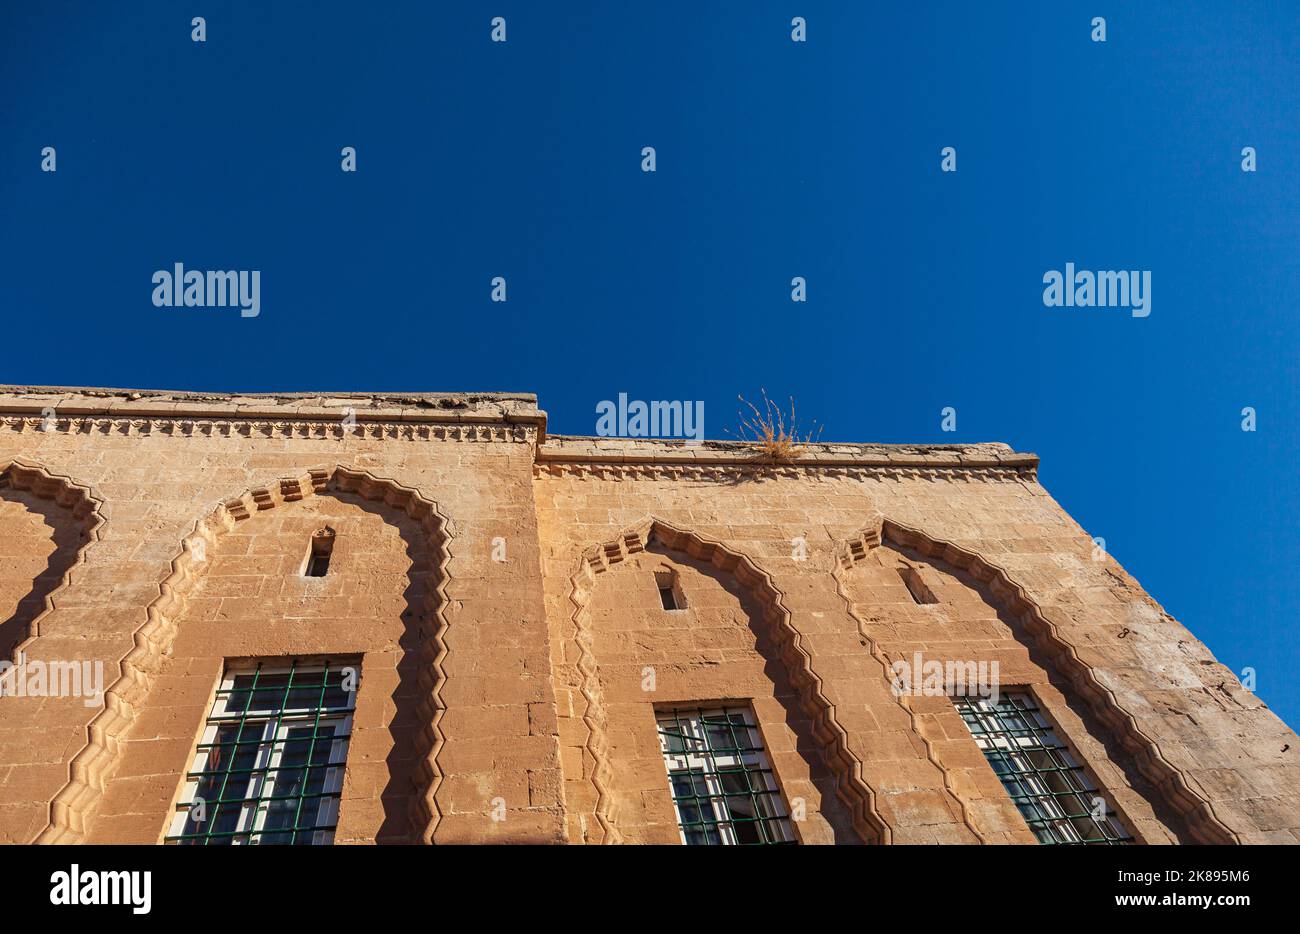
(0, 387, 1294, 845)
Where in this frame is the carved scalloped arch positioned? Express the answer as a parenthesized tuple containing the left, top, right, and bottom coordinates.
(828, 517, 986, 843)
(568, 516, 890, 844)
(0, 459, 107, 660)
(36, 466, 454, 845)
(836, 516, 1238, 846)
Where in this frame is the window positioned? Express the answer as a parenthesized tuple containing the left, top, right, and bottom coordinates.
(165, 659, 357, 845)
(655, 568, 685, 611)
(898, 564, 938, 604)
(304, 526, 335, 577)
(656, 705, 795, 845)
(953, 692, 1132, 844)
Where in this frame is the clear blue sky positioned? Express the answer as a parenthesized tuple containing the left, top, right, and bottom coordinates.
(2, 3, 1298, 727)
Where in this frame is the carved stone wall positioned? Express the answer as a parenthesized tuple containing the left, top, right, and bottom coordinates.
(0, 392, 560, 845)
(0, 389, 1295, 845)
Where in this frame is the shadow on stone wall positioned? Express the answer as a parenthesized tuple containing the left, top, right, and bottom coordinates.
(0, 477, 92, 662)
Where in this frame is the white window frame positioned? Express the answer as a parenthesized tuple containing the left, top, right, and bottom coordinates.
(657, 705, 795, 845)
(167, 662, 356, 845)
(955, 691, 1130, 844)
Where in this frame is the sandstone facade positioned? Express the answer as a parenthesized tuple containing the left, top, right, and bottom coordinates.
(0, 387, 1295, 845)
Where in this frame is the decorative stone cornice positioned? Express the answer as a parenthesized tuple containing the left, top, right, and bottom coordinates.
(0, 415, 536, 442)
(535, 462, 1034, 483)
(0, 388, 1039, 474)
(537, 437, 1038, 481)
(0, 387, 545, 443)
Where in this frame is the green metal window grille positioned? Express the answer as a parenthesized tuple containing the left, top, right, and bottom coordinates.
(953, 692, 1133, 845)
(656, 706, 796, 845)
(164, 659, 357, 845)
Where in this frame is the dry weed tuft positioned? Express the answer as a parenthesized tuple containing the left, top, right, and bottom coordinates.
(728, 390, 823, 464)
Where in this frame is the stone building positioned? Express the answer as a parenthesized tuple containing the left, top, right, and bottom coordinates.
(0, 387, 1294, 846)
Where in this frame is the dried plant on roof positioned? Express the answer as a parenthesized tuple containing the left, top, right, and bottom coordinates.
(728, 390, 823, 464)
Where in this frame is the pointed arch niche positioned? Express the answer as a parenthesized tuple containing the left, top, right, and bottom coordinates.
(834, 517, 1236, 845)
(0, 460, 105, 662)
(561, 517, 888, 845)
(38, 466, 453, 845)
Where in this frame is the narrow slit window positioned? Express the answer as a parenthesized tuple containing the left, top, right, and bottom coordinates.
(655, 569, 685, 611)
(165, 658, 358, 845)
(657, 705, 795, 845)
(952, 692, 1133, 845)
(898, 565, 938, 604)
(304, 527, 335, 578)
